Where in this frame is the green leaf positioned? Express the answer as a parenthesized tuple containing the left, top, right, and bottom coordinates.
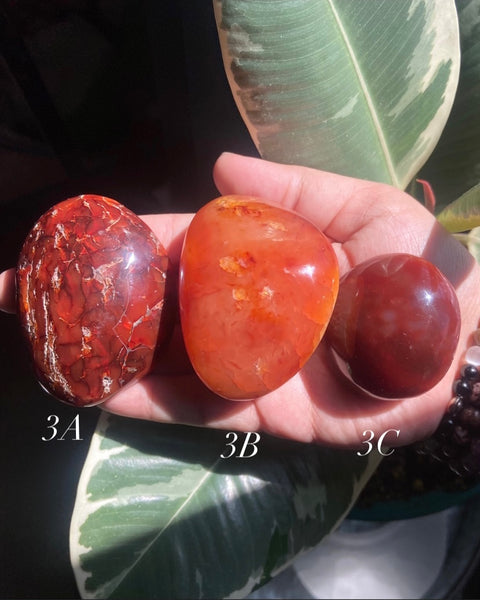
(437, 181, 480, 232)
(214, 0, 460, 189)
(419, 0, 480, 209)
(70, 413, 379, 599)
(467, 226, 480, 262)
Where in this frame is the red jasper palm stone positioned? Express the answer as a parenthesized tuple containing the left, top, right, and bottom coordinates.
(17, 194, 170, 406)
(179, 195, 339, 399)
(326, 253, 461, 398)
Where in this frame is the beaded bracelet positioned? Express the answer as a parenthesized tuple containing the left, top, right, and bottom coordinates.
(416, 330, 480, 478)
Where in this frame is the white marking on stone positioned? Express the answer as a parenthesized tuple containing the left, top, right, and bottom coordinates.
(51, 266, 62, 291)
(259, 286, 274, 300)
(102, 374, 113, 395)
(42, 292, 73, 397)
(54, 223, 67, 248)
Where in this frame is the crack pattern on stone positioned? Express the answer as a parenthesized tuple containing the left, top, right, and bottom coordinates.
(17, 195, 170, 407)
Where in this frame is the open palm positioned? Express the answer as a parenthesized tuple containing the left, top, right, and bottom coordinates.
(2, 153, 479, 448)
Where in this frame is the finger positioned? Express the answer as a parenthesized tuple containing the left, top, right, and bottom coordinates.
(213, 152, 477, 288)
(139, 213, 193, 266)
(102, 373, 262, 433)
(213, 153, 473, 293)
(213, 152, 433, 247)
(101, 360, 442, 448)
(0, 268, 16, 314)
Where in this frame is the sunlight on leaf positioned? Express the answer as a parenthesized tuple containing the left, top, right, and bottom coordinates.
(467, 227, 480, 263)
(437, 181, 480, 232)
(214, 0, 460, 189)
(419, 0, 480, 208)
(70, 414, 379, 599)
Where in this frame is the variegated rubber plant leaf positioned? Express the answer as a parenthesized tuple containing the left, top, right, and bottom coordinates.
(466, 227, 480, 263)
(437, 181, 480, 233)
(214, 0, 460, 189)
(70, 413, 379, 599)
(420, 0, 480, 209)
(437, 181, 480, 263)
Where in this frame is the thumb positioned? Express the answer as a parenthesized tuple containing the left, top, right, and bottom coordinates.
(0, 268, 16, 314)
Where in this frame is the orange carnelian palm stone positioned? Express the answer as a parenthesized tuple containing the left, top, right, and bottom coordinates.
(179, 195, 339, 399)
(17, 194, 170, 406)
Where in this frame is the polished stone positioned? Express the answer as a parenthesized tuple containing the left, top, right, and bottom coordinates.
(179, 195, 339, 399)
(326, 253, 461, 398)
(17, 194, 170, 406)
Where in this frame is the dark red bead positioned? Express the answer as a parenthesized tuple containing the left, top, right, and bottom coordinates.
(470, 439, 480, 457)
(461, 364, 479, 381)
(448, 396, 465, 417)
(453, 425, 470, 445)
(460, 407, 480, 429)
(454, 379, 472, 399)
(472, 383, 480, 404)
(460, 454, 479, 476)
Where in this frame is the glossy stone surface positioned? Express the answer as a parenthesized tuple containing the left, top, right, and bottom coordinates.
(17, 194, 170, 406)
(326, 253, 461, 399)
(179, 195, 339, 399)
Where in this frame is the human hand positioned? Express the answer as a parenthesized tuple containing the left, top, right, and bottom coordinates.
(1, 152, 479, 449)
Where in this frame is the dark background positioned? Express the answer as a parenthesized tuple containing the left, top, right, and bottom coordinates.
(1, 1, 479, 598)
(0, 1, 255, 598)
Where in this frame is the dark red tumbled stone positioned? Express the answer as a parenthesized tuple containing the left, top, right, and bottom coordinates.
(326, 253, 461, 399)
(16, 194, 170, 406)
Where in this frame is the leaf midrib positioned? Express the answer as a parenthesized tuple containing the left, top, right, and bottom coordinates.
(327, 0, 399, 187)
(101, 458, 220, 598)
